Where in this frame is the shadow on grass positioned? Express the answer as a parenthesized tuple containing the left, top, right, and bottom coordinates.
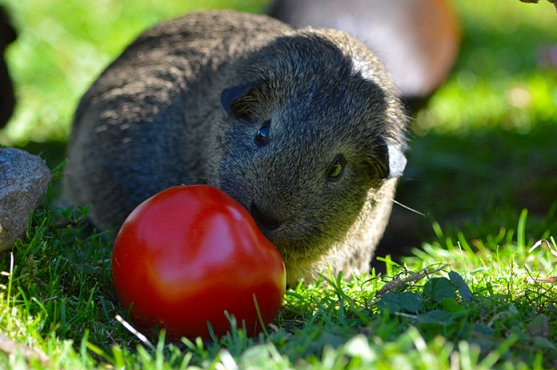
(377, 120, 557, 269)
(16, 139, 67, 199)
(373, 0, 557, 268)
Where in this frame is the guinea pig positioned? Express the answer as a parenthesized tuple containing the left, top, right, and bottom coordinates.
(0, 5, 17, 128)
(63, 11, 408, 285)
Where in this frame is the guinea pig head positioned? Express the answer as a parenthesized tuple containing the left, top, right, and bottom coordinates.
(215, 32, 407, 267)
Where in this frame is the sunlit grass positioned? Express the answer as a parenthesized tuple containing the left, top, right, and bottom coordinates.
(1, 199, 556, 368)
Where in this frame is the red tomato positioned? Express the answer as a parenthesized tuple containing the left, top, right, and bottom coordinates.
(112, 185, 286, 340)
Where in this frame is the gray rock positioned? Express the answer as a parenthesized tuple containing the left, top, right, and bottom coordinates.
(0, 148, 51, 252)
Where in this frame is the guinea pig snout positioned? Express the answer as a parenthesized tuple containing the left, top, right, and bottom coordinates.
(250, 202, 282, 232)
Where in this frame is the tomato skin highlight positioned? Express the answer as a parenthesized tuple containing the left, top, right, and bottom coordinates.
(112, 185, 286, 340)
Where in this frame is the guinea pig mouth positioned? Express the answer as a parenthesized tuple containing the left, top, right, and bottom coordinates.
(250, 202, 282, 232)
(249, 201, 327, 264)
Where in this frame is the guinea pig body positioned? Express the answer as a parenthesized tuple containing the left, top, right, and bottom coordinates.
(63, 11, 407, 285)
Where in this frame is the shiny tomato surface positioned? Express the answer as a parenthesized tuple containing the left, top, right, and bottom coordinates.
(112, 185, 286, 340)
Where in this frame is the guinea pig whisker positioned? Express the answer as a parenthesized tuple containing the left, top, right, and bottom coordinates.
(391, 199, 426, 217)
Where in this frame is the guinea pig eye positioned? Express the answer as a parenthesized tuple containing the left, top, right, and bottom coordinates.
(327, 155, 346, 182)
(255, 122, 270, 147)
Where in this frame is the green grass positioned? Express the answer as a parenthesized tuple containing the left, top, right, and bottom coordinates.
(1, 0, 557, 368)
(2, 194, 556, 368)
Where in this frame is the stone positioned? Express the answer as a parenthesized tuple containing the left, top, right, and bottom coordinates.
(0, 148, 51, 252)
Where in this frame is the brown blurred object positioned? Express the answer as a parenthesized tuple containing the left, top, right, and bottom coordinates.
(0, 5, 16, 129)
(268, 0, 461, 112)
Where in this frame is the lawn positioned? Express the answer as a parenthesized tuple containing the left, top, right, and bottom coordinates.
(1, 0, 557, 368)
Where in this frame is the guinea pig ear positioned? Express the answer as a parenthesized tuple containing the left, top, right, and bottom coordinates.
(374, 141, 407, 179)
(221, 83, 260, 120)
(386, 144, 407, 179)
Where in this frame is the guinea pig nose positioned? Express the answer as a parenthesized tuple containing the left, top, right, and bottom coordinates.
(250, 202, 281, 231)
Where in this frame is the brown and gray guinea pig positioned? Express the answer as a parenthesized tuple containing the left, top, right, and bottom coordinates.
(63, 11, 408, 285)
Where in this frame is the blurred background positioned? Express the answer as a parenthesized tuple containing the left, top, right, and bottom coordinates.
(0, 0, 556, 260)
